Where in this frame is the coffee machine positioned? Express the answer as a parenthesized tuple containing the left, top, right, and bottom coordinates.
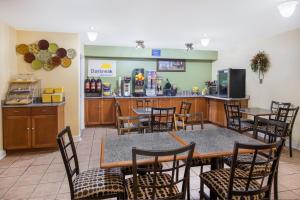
(132, 68, 145, 97)
(121, 76, 131, 97)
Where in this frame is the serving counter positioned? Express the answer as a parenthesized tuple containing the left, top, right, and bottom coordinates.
(84, 95, 249, 127)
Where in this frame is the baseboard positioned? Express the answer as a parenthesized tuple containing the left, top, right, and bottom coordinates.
(0, 150, 6, 160)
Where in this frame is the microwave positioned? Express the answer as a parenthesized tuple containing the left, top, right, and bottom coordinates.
(218, 68, 246, 98)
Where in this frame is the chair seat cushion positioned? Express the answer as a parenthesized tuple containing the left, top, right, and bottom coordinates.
(121, 163, 163, 176)
(224, 154, 272, 177)
(200, 168, 265, 200)
(73, 168, 124, 199)
(125, 173, 180, 200)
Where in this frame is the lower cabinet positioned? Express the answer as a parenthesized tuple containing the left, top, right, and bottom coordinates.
(3, 105, 64, 150)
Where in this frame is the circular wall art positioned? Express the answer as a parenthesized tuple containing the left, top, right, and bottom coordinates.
(16, 44, 29, 55)
(24, 52, 35, 63)
(31, 59, 42, 70)
(16, 39, 76, 71)
(61, 57, 72, 68)
(56, 48, 67, 58)
(38, 39, 49, 50)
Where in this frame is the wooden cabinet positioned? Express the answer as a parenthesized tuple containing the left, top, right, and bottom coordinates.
(195, 97, 209, 121)
(84, 99, 101, 125)
(101, 99, 115, 124)
(3, 115, 31, 150)
(158, 98, 171, 108)
(3, 105, 64, 150)
(208, 99, 226, 126)
(85, 98, 116, 126)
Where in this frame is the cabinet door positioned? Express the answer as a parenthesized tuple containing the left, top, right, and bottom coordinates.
(117, 99, 132, 116)
(3, 116, 31, 150)
(31, 115, 58, 148)
(208, 99, 226, 126)
(85, 99, 101, 125)
(101, 99, 115, 124)
(170, 98, 184, 113)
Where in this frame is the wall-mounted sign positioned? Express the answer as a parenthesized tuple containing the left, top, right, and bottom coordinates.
(152, 49, 161, 57)
(88, 59, 116, 77)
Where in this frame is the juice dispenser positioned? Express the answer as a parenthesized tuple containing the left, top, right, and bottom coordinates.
(145, 70, 157, 96)
(132, 68, 145, 97)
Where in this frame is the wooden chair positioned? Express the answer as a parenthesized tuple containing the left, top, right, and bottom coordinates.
(224, 104, 253, 133)
(175, 112, 204, 131)
(200, 139, 285, 200)
(225, 117, 288, 200)
(125, 142, 195, 200)
(57, 126, 124, 200)
(284, 106, 299, 157)
(151, 107, 176, 132)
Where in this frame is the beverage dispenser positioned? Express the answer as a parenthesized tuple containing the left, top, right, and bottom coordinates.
(121, 76, 131, 97)
(145, 70, 157, 96)
(132, 68, 145, 97)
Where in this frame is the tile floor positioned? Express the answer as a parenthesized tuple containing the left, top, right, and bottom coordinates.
(0, 124, 300, 200)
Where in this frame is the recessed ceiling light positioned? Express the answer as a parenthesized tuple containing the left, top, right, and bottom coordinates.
(87, 26, 98, 42)
(185, 43, 194, 51)
(200, 34, 210, 47)
(136, 40, 145, 49)
(278, 1, 298, 18)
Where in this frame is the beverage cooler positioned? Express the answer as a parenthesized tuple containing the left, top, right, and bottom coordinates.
(218, 68, 246, 98)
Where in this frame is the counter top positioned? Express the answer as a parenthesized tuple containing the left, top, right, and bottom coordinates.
(85, 95, 249, 101)
(1, 101, 65, 108)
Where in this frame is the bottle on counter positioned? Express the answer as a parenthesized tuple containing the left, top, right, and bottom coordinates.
(96, 78, 102, 94)
(90, 77, 96, 93)
(85, 77, 91, 93)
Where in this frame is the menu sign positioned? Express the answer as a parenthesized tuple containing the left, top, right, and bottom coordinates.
(88, 59, 116, 77)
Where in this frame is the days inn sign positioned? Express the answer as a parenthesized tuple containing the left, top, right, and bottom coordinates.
(88, 59, 116, 77)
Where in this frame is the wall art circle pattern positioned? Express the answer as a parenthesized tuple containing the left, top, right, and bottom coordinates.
(16, 39, 77, 71)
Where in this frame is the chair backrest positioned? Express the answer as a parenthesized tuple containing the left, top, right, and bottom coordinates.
(254, 117, 288, 143)
(117, 115, 143, 135)
(179, 101, 192, 115)
(131, 142, 195, 200)
(228, 140, 285, 200)
(224, 104, 242, 130)
(270, 101, 291, 120)
(151, 107, 176, 132)
(115, 101, 123, 117)
(56, 126, 79, 199)
(278, 107, 299, 134)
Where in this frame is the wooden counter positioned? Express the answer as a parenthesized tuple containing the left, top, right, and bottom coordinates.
(84, 96, 248, 127)
(2, 103, 65, 150)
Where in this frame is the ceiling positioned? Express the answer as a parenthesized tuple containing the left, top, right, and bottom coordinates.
(0, 0, 299, 50)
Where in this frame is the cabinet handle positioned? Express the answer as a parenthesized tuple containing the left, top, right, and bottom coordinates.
(27, 128, 30, 133)
(14, 110, 19, 113)
(32, 128, 35, 130)
(42, 109, 47, 112)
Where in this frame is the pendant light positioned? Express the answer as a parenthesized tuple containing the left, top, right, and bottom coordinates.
(136, 40, 145, 49)
(278, 1, 298, 18)
(87, 26, 98, 42)
(185, 43, 194, 51)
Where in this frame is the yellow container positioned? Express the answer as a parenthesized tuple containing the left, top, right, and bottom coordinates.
(42, 94, 52, 103)
(54, 88, 64, 93)
(44, 88, 54, 94)
(52, 93, 64, 103)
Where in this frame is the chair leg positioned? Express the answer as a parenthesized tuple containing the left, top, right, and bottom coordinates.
(199, 179, 204, 200)
(289, 134, 293, 157)
(274, 169, 278, 200)
(187, 176, 190, 200)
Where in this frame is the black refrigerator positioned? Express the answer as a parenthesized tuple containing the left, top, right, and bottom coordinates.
(218, 68, 246, 98)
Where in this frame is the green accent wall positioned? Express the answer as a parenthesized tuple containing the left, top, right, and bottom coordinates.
(84, 45, 216, 91)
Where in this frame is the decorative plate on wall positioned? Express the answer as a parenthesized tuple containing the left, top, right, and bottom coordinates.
(16, 44, 29, 55)
(67, 48, 76, 59)
(51, 56, 61, 67)
(56, 48, 67, 58)
(31, 59, 42, 70)
(61, 57, 72, 68)
(38, 39, 49, 50)
(48, 43, 58, 54)
(24, 52, 35, 63)
(36, 50, 52, 63)
(43, 63, 54, 71)
(28, 43, 40, 54)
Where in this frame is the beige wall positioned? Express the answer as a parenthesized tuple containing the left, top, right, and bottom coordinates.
(212, 28, 300, 148)
(0, 21, 17, 155)
(16, 30, 81, 136)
